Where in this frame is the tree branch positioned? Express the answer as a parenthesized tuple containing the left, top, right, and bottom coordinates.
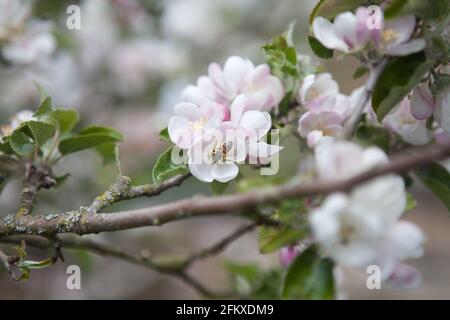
(1, 142, 448, 238)
(0, 235, 231, 298)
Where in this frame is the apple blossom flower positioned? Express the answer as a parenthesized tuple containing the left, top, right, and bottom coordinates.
(298, 110, 344, 148)
(312, 7, 372, 53)
(187, 122, 247, 183)
(298, 73, 336, 110)
(168, 100, 225, 149)
(1, 21, 56, 65)
(410, 83, 436, 120)
(315, 139, 390, 181)
(310, 141, 424, 276)
(384, 98, 433, 145)
(207, 56, 284, 111)
(186, 95, 281, 182)
(434, 88, 450, 134)
(372, 14, 425, 56)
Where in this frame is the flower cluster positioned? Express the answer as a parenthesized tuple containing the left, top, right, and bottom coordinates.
(313, 7, 425, 56)
(168, 56, 284, 182)
(310, 140, 425, 288)
(297, 72, 363, 148)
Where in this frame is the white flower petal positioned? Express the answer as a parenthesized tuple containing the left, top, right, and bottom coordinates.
(211, 162, 239, 182)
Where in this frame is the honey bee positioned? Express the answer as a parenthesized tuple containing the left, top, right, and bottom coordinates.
(210, 140, 234, 163)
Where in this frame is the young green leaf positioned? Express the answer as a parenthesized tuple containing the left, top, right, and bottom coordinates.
(152, 147, 188, 184)
(372, 52, 433, 121)
(384, 0, 449, 20)
(10, 129, 36, 156)
(34, 96, 53, 117)
(263, 23, 299, 78)
(258, 226, 305, 254)
(405, 192, 417, 211)
(415, 162, 450, 212)
(25, 121, 56, 146)
(308, 36, 333, 59)
(431, 74, 450, 96)
(282, 246, 335, 300)
(47, 109, 80, 133)
(353, 66, 369, 79)
(58, 126, 123, 155)
(159, 127, 171, 143)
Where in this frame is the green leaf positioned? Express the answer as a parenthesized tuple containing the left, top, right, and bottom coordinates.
(225, 262, 283, 299)
(308, 36, 333, 59)
(431, 74, 450, 96)
(384, 0, 449, 20)
(309, 0, 365, 24)
(405, 192, 417, 211)
(263, 23, 299, 78)
(58, 126, 123, 155)
(48, 109, 80, 133)
(95, 143, 118, 165)
(159, 127, 170, 143)
(152, 147, 188, 184)
(372, 52, 433, 121)
(282, 246, 335, 300)
(0, 137, 14, 154)
(353, 66, 369, 79)
(78, 126, 123, 140)
(10, 129, 35, 156)
(211, 180, 229, 195)
(415, 162, 450, 212)
(54, 173, 71, 187)
(34, 96, 53, 117)
(258, 226, 304, 254)
(25, 121, 56, 146)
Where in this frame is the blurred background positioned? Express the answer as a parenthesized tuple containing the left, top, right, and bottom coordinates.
(0, 0, 449, 299)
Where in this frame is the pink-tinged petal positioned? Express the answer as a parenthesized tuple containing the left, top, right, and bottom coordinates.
(267, 75, 284, 106)
(182, 85, 205, 104)
(385, 39, 425, 56)
(279, 246, 300, 268)
(189, 163, 213, 182)
(333, 12, 359, 50)
(298, 74, 316, 104)
(313, 17, 347, 51)
(321, 111, 345, 126)
(240, 110, 270, 132)
(313, 73, 339, 97)
(223, 56, 252, 93)
(251, 64, 271, 84)
(174, 102, 201, 120)
(434, 128, 450, 145)
(211, 163, 239, 182)
(168, 116, 192, 149)
(385, 15, 416, 45)
(307, 130, 324, 148)
(245, 91, 271, 111)
(298, 111, 320, 137)
(230, 94, 247, 124)
(411, 84, 435, 120)
(385, 263, 421, 290)
(355, 7, 372, 45)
